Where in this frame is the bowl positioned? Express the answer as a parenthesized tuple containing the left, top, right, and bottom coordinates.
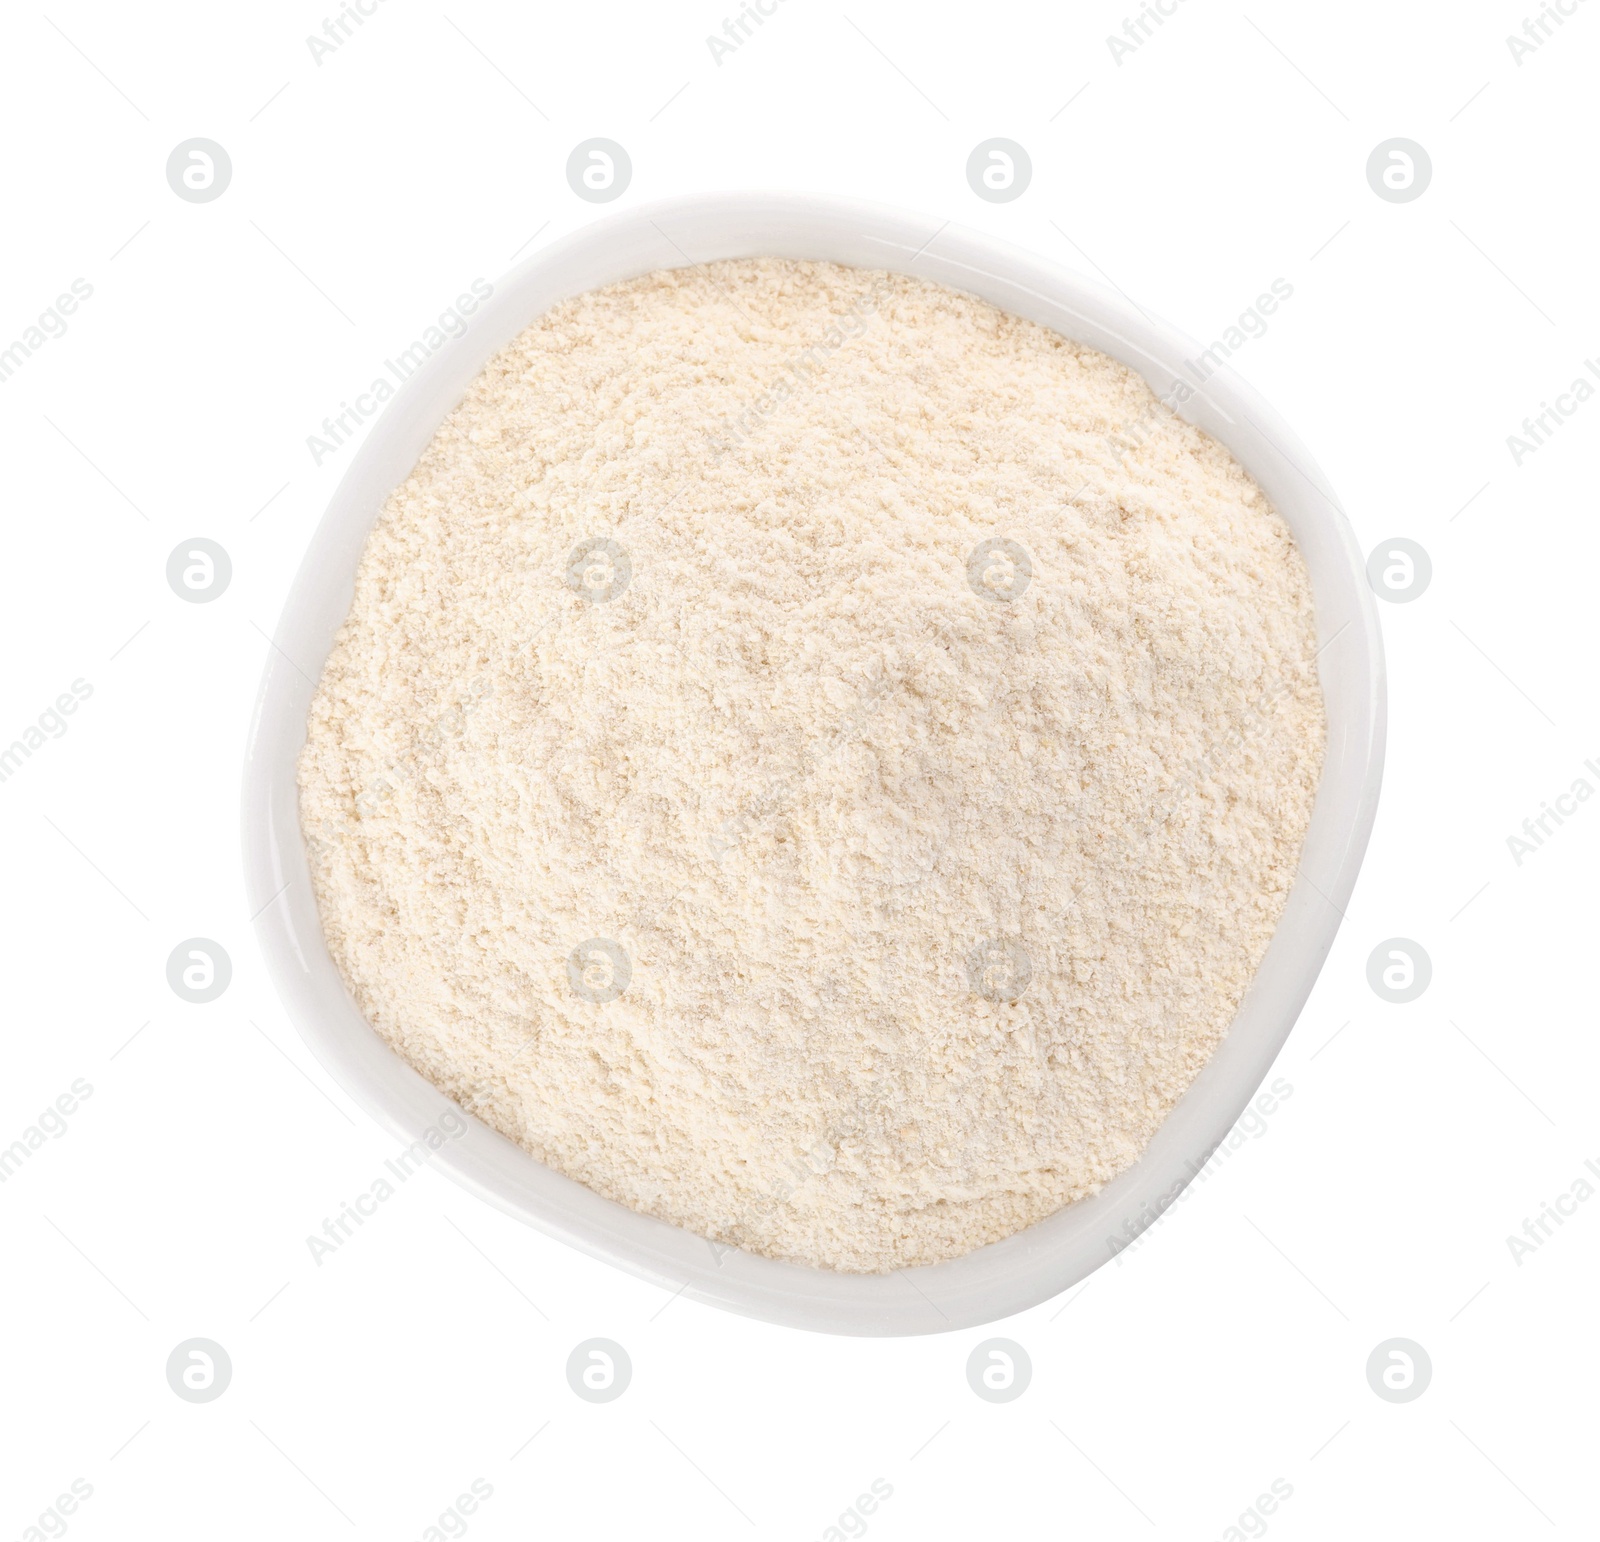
(242, 192, 1384, 1335)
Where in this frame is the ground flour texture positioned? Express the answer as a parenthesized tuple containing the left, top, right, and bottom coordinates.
(298, 259, 1326, 1273)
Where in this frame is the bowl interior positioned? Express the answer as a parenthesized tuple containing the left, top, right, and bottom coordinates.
(243, 193, 1384, 1336)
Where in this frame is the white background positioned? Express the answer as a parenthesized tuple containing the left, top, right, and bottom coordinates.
(2, 1, 1596, 1537)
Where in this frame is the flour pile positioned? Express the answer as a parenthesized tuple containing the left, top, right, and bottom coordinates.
(298, 259, 1325, 1272)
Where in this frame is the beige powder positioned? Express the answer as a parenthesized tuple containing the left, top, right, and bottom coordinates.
(297, 258, 1325, 1272)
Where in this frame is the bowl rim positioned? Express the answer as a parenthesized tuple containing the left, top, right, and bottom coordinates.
(242, 190, 1385, 1336)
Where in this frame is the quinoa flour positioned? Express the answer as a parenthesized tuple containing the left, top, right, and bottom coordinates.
(297, 259, 1326, 1272)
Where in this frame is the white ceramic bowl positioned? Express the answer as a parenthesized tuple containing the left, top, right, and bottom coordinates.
(243, 192, 1384, 1336)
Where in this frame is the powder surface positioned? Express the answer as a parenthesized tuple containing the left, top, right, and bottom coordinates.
(297, 259, 1325, 1272)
